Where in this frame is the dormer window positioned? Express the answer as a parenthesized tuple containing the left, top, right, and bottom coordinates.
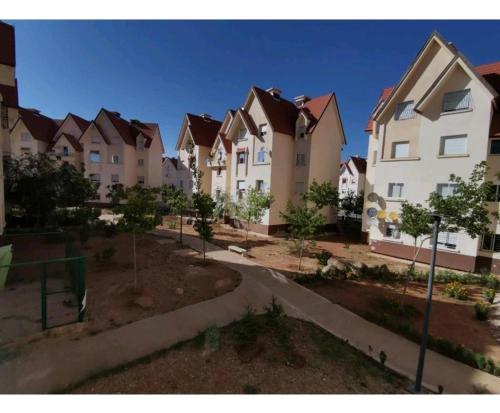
(137, 135, 145, 150)
(395, 101, 415, 120)
(238, 152, 246, 164)
(239, 128, 247, 141)
(217, 149, 223, 161)
(442, 89, 471, 112)
(259, 124, 267, 139)
(257, 147, 266, 163)
(63, 146, 69, 156)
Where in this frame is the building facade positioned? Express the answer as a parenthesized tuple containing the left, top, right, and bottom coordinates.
(362, 32, 500, 273)
(339, 156, 366, 198)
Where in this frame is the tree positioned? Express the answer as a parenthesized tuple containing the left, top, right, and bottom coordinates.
(161, 185, 190, 246)
(108, 184, 161, 290)
(233, 186, 273, 250)
(340, 190, 364, 218)
(304, 180, 339, 210)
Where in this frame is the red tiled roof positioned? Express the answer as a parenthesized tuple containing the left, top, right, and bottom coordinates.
(102, 109, 155, 148)
(186, 113, 222, 147)
(364, 87, 394, 132)
(238, 108, 258, 136)
(0, 21, 15, 67)
(68, 113, 91, 133)
(253, 87, 298, 135)
(222, 137, 232, 154)
(350, 156, 367, 174)
(302, 93, 333, 132)
(490, 111, 500, 138)
(163, 156, 178, 169)
(0, 83, 19, 108)
(18, 108, 59, 143)
(47, 133, 83, 152)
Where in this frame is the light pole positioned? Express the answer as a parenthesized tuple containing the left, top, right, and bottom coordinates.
(413, 214, 441, 393)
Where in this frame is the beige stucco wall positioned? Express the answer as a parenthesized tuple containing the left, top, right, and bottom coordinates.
(10, 121, 48, 157)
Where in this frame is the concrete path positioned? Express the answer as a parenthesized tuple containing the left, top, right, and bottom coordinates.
(1, 229, 500, 394)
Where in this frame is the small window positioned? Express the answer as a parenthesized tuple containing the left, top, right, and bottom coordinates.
(238, 152, 246, 164)
(217, 167, 222, 177)
(137, 176, 145, 185)
(257, 147, 266, 163)
(138, 158, 144, 166)
(90, 151, 101, 163)
(481, 234, 500, 252)
(387, 183, 404, 198)
(297, 125, 306, 139)
(490, 139, 500, 155)
(385, 223, 401, 239)
(238, 129, 247, 141)
(21, 132, 31, 142)
(259, 124, 267, 139)
(391, 141, 409, 158)
(295, 181, 305, 194)
(236, 180, 246, 200)
(296, 153, 306, 166)
(437, 231, 457, 250)
(111, 174, 119, 183)
(111, 155, 120, 164)
(217, 149, 223, 161)
(395, 101, 415, 120)
(179, 180, 184, 188)
(440, 135, 467, 156)
(436, 183, 458, 198)
(89, 173, 100, 183)
(137, 136, 145, 150)
(487, 184, 500, 202)
(442, 89, 471, 112)
(21, 147, 31, 156)
(63, 146, 69, 156)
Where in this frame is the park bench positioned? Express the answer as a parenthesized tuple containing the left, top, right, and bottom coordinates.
(228, 245, 248, 257)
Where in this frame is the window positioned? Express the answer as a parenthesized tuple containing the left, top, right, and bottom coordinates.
(395, 101, 415, 120)
(440, 135, 467, 156)
(436, 183, 458, 198)
(238, 128, 247, 141)
(387, 183, 404, 198)
(111, 174, 119, 183)
(89, 173, 100, 183)
(295, 182, 305, 194)
(215, 189, 221, 198)
(138, 158, 144, 166)
(236, 180, 246, 199)
(257, 147, 266, 163)
(481, 234, 500, 252)
(217, 167, 222, 177)
(21, 132, 31, 142)
(487, 184, 500, 202)
(137, 176, 145, 185)
(391, 141, 409, 158)
(259, 124, 267, 139)
(62, 146, 69, 156)
(436, 231, 457, 250)
(111, 155, 120, 164)
(137, 136, 145, 150)
(384, 223, 401, 239)
(90, 151, 101, 163)
(296, 153, 306, 166)
(256, 180, 265, 192)
(442, 89, 471, 112)
(490, 139, 500, 155)
(238, 152, 246, 164)
(21, 147, 31, 156)
(297, 125, 306, 139)
(217, 149, 223, 161)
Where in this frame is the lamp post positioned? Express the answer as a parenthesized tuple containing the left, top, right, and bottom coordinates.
(413, 214, 441, 393)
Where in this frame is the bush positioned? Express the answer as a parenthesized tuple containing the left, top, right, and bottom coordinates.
(264, 295, 285, 319)
(482, 275, 499, 290)
(316, 250, 332, 267)
(232, 306, 261, 348)
(484, 288, 496, 304)
(444, 282, 469, 300)
(168, 220, 177, 229)
(204, 325, 220, 352)
(474, 301, 491, 321)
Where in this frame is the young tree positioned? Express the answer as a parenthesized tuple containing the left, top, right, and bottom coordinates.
(340, 190, 364, 218)
(304, 180, 339, 210)
(233, 186, 273, 250)
(108, 184, 161, 290)
(161, 185, 190, 246)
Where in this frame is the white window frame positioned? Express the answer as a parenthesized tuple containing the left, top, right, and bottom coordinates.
(238, 128, 247, 142)
(62, 146, 69, 156)
(387, 182, 404, 199)
(436, 183, 458, 198)
(439, 135, 468, 156)
(138, 158, 144, 167)
(394, 101, 415, 121)
(256, 147, 266, 163)
(137, 136, 145, 150)
(111, 154, 120, 164)
(391, 141, 410, 159)
(237, 152, 246, 164)
(384, 223, 401, 240)
(137, 176, 145, 185)
(481, 233, 500, 252)
(296, 153, 306, 166)
(259, 124, 267, 139)
(442, 89, 471, 113)
(436, 231, 458, 250)
(255, 180, 265, 192)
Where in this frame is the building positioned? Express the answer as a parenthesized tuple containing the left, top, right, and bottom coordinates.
(339, 156, 366, 198)
(0, 21, 19, 234)
(362, 31, 500, 273)
(175, 113, 222, 195)
(222, 86, 346, 234)
(162, 155, 190, 190)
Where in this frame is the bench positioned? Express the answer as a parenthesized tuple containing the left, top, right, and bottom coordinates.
(228, 245, 248, 257)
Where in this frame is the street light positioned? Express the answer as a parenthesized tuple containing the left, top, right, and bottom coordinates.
(413, 214, 441, 393)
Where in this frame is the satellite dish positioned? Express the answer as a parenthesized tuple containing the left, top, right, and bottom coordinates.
(389, 211, 399, 221)
(377, 210, 387, 220)
(366, 207, 377, 218)
(369, 217, 378, 226)
(367, 192, 378, 202)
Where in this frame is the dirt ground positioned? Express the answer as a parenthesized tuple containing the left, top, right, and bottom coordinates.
(70, 316, 409, 394)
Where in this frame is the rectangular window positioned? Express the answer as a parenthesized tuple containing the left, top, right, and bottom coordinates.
(21, 147, 31, 156)
(481, 234, 500, 252)
(236, 180, 246, 200)
(137, 176, 145, 185)
(387, 183, 404, 198)
(487, 184, 500, 202)
(111, 155, 120, 164)
(216, 167, 222, 177)
(391, 141, 409, 158)
(21, 132, 31, 142)
(385, 223, 401, 239)
(295, 181, 305, 194)
(238, 152, 246, 164)
(436, 183, 458, 198)
(296, 153, 306, 166)
(395, 101, 415, 120)
(256, 180, 265, 192)
(256, 147, 266, 163)
(138, 158, 144, 166)
(238, 129, 247, 141)
(111, 174, 119, 183)
(90, 151, 101, 163)
(137, 136, 144, 150)
(63, 146, 69, 156)
(179, 180, 184, 188)
(440, 135, 467, 156)
(490, 139, 500, 155)
(259, 124, 267, 139)
(437, 231, 457, 250)
(89, 173, 100, 183)
(442, 89, 471, 112)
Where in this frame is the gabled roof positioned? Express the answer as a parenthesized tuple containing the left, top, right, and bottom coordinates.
(181, 113, 222, 148)
(350, 156, 367, 174)
(68, 113, 91, 133)
(100, 109, 155, 148)
(163, 156, 178, 169)
(0, 21, 15, 67)
(237, 108, 258, 136)
(15, 108, 59, 143)
(252, 86, 298, 135)
(364, 87, 394, 132)
(0, 83, 19, 108)
(47, 133, 83, 152)
(80, 120, 111, 145)
(302, 93, 333, 133)
(340, 161, 353, 175)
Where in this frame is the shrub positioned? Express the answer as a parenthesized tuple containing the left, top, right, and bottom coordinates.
(444, 282, 469, 300)
(483, 275, 499, 290)
(316, 250, 332, 267)
(103, 222, 117, 238)
(474, 301, 491, 321)
(484, 288, 496, 304)
(264, 296, 285, 319)
(168, 220, 177, 229)
(204, 325, 220, 352)
(232, 306, 261, 348)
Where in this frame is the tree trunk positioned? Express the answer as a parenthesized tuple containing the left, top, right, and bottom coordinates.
(179, 211, 183, 246)
(298, 237, 305, 271)
(246, 220, 250, 251)
(133, 229, 137, 291)
(203, 237, 206, 264)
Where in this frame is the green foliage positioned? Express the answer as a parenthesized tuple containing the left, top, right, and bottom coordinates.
(400, 202, 433, 242)
(484, 289, 496, 304)
(213, 191, 231, 221)
(4, 154, 98, 227)
(374, 296, 419, 319)
(264, 296, 285, 319)
(204, 325, 221, 352)
(232, 306, 261, 348)
(316, 250, 333, 267)
(482, 274, 499, 290)
(161, 184, 190, 216)
(475, 301, 491, 321)
(303, 180, 339, 209)
(444, 281, 469, 300)
(54, 207, 101, 227)
(193, 217, 213, 243)
(340, 190, 364, 217)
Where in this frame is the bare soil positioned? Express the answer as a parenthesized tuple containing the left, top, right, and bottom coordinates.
(69, 316, 409, 394)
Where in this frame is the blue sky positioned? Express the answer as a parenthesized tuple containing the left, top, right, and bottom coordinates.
(8, 20, 500, 159)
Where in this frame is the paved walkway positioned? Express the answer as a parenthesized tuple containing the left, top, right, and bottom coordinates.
(1, 229, 499, 394)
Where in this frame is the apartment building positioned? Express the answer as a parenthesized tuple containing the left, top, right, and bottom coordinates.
(175, 113, 222, 195)
(362, 31, 500, 273)
(339, 156, 366, 198)
(0, 21, 19, 234)
(162, 156, 178, 188)
(222, 86, 346, 234)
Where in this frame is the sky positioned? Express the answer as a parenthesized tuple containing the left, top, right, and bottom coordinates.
(7, 20, 500, 159)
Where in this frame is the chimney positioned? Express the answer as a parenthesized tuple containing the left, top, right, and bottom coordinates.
(293, 95, 310, 108)
(266, 87, 282, 99)
(200, 113, 212, 121)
